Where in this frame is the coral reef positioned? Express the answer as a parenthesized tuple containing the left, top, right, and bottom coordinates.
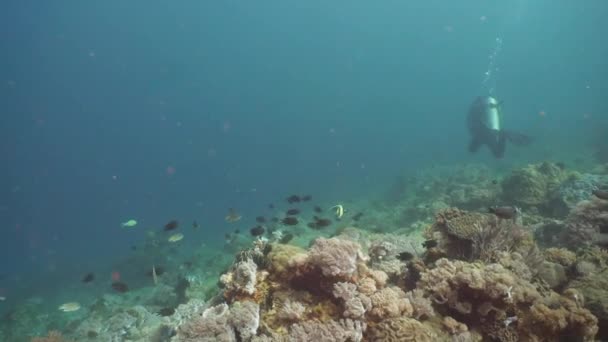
(425, 208, 538, 265)
(501, 162, 577, 214)
(564, 197, 608, 248)
(5, 161, 608, 342)
(419, 258, 598, 341)
(177, 301, 260, 342)
(307, 237, 363, 278)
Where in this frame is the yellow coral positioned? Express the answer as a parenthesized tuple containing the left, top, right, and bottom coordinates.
(266, 243, 307, 278)
(544, 247, 577, 267)
(367, 317, 438, 342)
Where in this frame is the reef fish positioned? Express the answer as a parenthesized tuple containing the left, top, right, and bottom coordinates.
(58, 302, 81, 312)
(488, 206, 520, 220)
(121, 219, 137, 228)
(168, 233, 184, 242)
(467, 96, 533, 158)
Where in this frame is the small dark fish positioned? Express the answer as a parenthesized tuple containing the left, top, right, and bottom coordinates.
(302, 195, 312, 202)
(491, 179, 498, 185)
(592, 189, 608, 200)
(234, 229, 240, 234)
(158, 307, 175, 316)
(422, 240, 438, 248)
(250, 225, 265, 236)
(397, 251, 414, 262)
(256, 216, 266, 223)
(352, 212, 364, 221)
(225, 233, 232, 240)
(164, 220, 179, 231)
(556, 162, 566, 170)
(192, 220, 199, 229)
(307, 222, 319, 229)
(286, 195, 301, 204)
(82, 273, 95, 283)
(279, 232, 294, 244)
(281, 217, 299, 226)
(286, 208, 300, 216)
(488, 206, 519, 219)
(313, 206, 323, 213)
(130, 245, 137, 251)
(111, 281, 129, 293)
(271, 217, 279, 223)
(268, 203, 275, 209)
(314, 218, 332, 227)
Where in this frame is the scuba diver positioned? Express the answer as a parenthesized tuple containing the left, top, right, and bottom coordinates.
(467, 96, 533, 158)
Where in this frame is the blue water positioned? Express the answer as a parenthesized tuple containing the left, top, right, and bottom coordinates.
(0, 0, 606, 307)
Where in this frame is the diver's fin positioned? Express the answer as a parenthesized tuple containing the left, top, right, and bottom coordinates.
(489, 133, 507, 158)
(503, 130, 533, 146)
(468, 138, 482, 153)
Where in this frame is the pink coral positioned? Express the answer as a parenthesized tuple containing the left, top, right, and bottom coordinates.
(333, 282, 371, 319)
(369, 286, 413, 319)
(307, 237, 362, 278)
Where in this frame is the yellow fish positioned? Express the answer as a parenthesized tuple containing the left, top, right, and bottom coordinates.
(168, 233, 184, 243)
(58, 302, 81, 312)
(330, 204, 344, 218)
(121, 219, 137, 228)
